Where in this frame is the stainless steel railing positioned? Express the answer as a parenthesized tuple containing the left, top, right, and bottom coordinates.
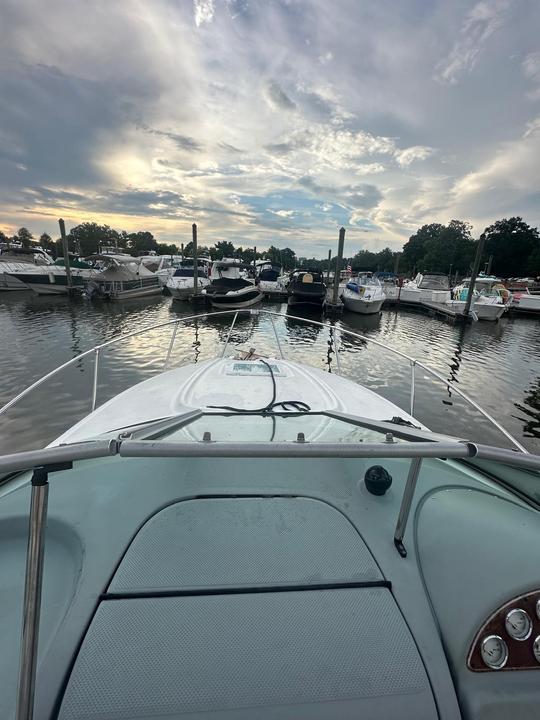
(0, 308, 528, 453)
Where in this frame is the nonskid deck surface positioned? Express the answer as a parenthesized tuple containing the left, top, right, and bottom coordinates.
(3, 446, 540, 720)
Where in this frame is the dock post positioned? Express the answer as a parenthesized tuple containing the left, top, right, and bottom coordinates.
(463, 235, 485, 319)
(326, 249, 331, 283)
(58, 219, 72, 291)
(181, 243, 184, 262)
(192, 223, 198, 296)
(332, 227, 345, 305)
(253, 246, 257, 271)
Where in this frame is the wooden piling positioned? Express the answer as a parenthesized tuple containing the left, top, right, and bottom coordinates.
(326, 249, 331, 283)
(192, 223, 198, 296)
(58, 219, 72, 290)
(464, 235, 485, 318)
(332, 227, 345, 306)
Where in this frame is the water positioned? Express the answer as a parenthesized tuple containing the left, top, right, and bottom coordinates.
(1, 291, 540, 455)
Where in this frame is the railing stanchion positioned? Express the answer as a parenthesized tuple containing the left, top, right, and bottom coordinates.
(410, 360, 416, 417)
(221, 311, 239, 358)
(269, 315, 284, 359)
(91, 349, 100, 412)
(333, 327, 341, 374)
(163, 322, 179, 370)
(16, 469, 50, 720)
(394, 457, 422, 557)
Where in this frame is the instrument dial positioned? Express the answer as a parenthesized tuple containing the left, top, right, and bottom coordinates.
(536, 598, 540, 621)
(480, 635, 508, 669)
(534, 636, 540, 664)
(505, 608, 532, 640)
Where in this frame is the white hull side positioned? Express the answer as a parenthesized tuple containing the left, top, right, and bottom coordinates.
(167, 278, 210, 299)
(398, 287, 422, 303)
(210, 291, 264, 309)
(513, 295, 540, 312)
(0, 273, 29, 290)
(21, 282, 73, 295)
(447, 300, 507, 321)
(109, 286, 163, 301)
(342, 295, 384, 314)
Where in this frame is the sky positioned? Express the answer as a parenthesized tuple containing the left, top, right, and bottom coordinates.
(0, 0, 539, 256)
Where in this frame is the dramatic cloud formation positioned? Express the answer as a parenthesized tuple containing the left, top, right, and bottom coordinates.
(0, 0, 539, 254)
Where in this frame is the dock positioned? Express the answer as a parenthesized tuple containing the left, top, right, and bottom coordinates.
(383, 298, 471, 324)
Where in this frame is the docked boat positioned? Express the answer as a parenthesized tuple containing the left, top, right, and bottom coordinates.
(1, 309, 539, 720)
(510, 289, 540, 315)
(287, 269, 327, 308)
(0, 247, 54, 291)
(341, 273, 386, 314)
(400, 273, 451, 304)
(166, 259, 211, 300)
(203, 259, 263, 308)
(5, 257, 95, 294)
(255, 260, 287, 295)
(449, 275, 510, 321)
(83, 255, 162, 300)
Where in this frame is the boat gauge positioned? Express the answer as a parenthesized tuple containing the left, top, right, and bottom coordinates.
(534, 636, 540, 664)
(480, 635, 508, 669)
(536, 598, 540, 621)
(505, 608, 532, 640)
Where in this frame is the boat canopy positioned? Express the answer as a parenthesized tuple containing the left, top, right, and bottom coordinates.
(94, 262, 156, 281)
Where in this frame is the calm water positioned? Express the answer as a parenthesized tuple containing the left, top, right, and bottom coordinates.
(1, 291, 540, 455)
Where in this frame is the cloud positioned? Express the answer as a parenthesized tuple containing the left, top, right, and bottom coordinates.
(435, 0, 509, 85)
(395, 146, 435, 167)
(0, 0, 539, 252)
(265, 81, 296, 111)
(141, 125, 203, 152)
(522, 51, 540, 99)
(194, 0, 215, 27)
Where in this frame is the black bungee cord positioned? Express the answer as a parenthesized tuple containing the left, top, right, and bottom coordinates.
(207, 358, 311, 415)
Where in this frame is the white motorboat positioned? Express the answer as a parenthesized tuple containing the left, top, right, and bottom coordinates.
(401, 273, 451, 304)
(341, 273, 386, 314)
(5, 257, 95, 295)
(0, 247, 54, 290)
(255, 261, 287, 295)
(204, 259, 264, 308)
(449, 275, 510, 321)
(510, 289, 540, 315)
(84, 255, 162, 300)
(1, 309, 538, 720)
(166, 259, 211, 300)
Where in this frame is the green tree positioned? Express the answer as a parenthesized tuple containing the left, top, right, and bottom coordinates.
(39, 232, 55, 256)
(279, 247, 296, 269)
(68, 223, 121, 256)
(13, 227, 34, 248)
(212, 241, 235, 259)
(481, 217, 540, 278)
(401, 221, 475, 275)
(126, 231, 157, 255)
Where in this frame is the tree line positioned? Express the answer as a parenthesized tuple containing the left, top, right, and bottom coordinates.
(2, 215, 539, 278)
(0, 224, 301, 270)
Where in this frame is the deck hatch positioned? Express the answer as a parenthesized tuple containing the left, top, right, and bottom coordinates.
(108, 497, 382, 593)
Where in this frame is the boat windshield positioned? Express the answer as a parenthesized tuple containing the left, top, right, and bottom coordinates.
(129, 412, 408, 444)
(418, 274, 450, 290)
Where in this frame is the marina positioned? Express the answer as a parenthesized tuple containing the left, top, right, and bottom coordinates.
(1, 290, 539, 456)
(3, 1, 540, 717)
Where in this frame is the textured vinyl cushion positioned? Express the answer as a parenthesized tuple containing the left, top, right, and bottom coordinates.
(58, 588, 436, 720)
(109, 497, 382, 592)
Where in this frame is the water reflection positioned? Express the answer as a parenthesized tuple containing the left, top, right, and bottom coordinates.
(515, 378, 540, 439)
(1, 290, 540, 453)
